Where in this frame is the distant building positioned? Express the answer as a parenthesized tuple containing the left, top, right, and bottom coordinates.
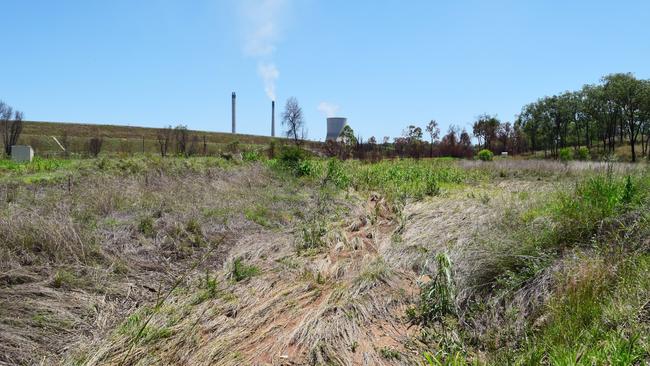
(11, 145, 34, 163)
(326, 117, 348, 141)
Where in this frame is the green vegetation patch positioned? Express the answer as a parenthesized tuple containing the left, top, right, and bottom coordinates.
(477, 149, 494, 161)
(117, 306, 173, 345)
(228, 257, 260, 282)
(504, 255, 650, 365)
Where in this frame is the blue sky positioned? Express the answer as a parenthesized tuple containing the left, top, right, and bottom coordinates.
(2, 0, 649, 141)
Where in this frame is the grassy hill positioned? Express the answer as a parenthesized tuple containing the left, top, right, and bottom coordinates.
(13, 120, 319, 157)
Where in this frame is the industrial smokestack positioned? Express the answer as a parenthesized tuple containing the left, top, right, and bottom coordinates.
(231, 92, 236, 134)
(271, 100, 275, 137)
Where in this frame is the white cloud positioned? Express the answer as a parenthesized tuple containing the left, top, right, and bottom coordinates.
(317, 102, 340, 117)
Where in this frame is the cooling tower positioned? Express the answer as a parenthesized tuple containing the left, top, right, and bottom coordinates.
(326, 117, 347, 141)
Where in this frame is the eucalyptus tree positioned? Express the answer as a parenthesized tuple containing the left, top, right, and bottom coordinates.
(519, 102, 541, 152)
(497, 122, 512, 153)
(639, 79, 650, 157)
(403, 125, 423, 143)
(472, 114, 500, 150)
(337, 124, 357, 159)
(602, 73, 645, 161)
(425, 119, 440, 156)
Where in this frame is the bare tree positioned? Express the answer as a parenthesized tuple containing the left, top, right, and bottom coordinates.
(282, 97, 305, 144)
(174, 125, 189, 156)
(157, 125, 172, 157)
(1, 101, 24, 156)
(188, 135, 200, 156)
(88, 137, 103, 157)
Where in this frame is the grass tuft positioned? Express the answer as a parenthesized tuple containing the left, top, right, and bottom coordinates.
(228, 258, 260, 282)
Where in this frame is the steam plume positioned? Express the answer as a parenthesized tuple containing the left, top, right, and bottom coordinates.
(258, 63, 279, 101)
(240, 0, 288, 100)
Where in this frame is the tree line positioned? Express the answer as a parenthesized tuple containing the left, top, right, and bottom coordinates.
(324, 73, 650, 162)
(518, 72, 650, 161)
(324, 120, 475, 161)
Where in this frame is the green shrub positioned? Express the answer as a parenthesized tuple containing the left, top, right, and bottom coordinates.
(192, 270, 219, 305)
(52, 270, 79, 289)
(324, 159, 351, 189)
(277, 146, 313, 176)
(410, 253, 456, 326)
(424, 172, 440, 197)
(295, 159, 319, 177)
(117, 306, 172, 345)
(621, 175, 635, 205)
(575, 146, 590, 160)
(138, 217, 155, 237)
(229, 258, 260, 282)
(424, 352, 469, 366)
(379, 347, 401, 360)
(185, 218, 202, 235)
(244, 205, 273, 228)
(477, 149, 494, 161)
(558, 147, 572, 162)
(279, 146, 308, 165)
(242, 150, 262, 161)
(297, 216, 327, 252)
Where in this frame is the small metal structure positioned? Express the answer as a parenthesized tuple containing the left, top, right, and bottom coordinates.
(11, 145, 34, 163)
(326, 117, 347, 141)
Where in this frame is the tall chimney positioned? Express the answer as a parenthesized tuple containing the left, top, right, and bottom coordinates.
(231, 92, 236, 134)
(271, 100, 275, 137)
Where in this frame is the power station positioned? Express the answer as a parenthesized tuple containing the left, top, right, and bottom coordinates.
(230, 93, 348, 140)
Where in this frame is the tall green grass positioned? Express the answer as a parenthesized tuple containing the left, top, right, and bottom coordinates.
(506, 255, 650, 365)
(452, 170, 650, 365)
(270, 155, 484, 201)
(483, 171, 649, 295)
(0, 157, 73, 174)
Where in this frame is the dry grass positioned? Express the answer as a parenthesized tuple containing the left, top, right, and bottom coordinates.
(75, 184, 431, 365)
(459, 158, 646, 177)
(0, 160, 314, 365)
